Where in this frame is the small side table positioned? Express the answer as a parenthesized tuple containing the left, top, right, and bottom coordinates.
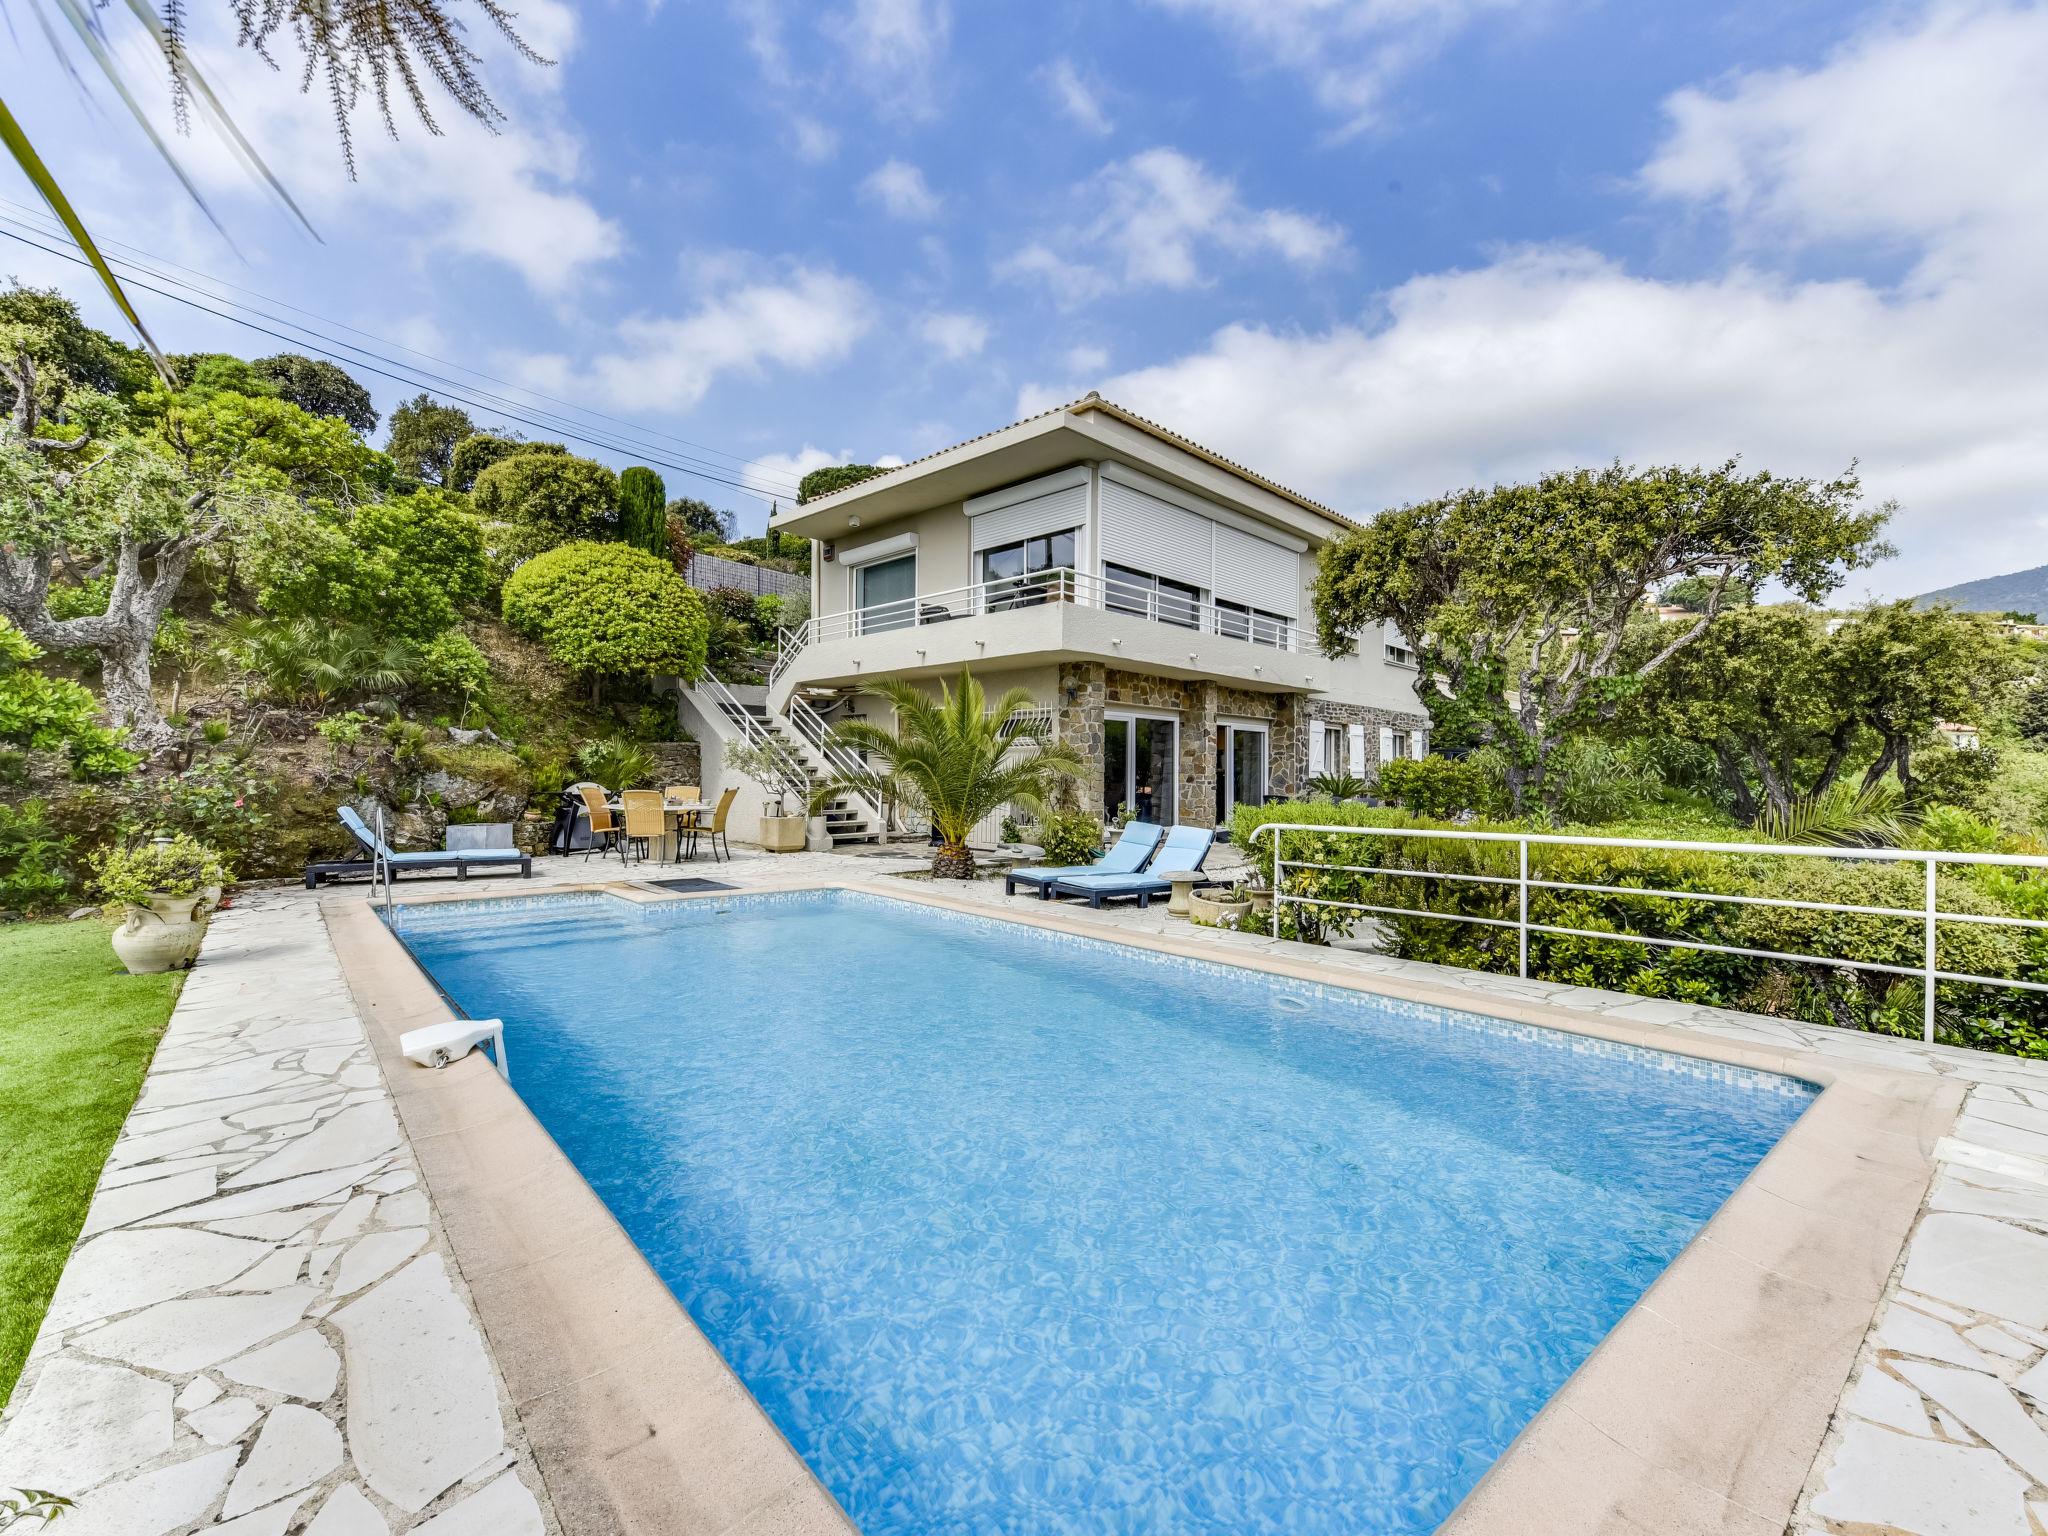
(1165, 870, 1207, 917)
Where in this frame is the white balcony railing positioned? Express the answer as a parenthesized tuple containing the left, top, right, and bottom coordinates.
(771, 570, 1316, 690)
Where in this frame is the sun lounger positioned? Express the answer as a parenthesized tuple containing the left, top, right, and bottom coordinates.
(1004, 820, 1164, 898)
(304, 807, 533, 888)
(1050, 825, 1216, 909)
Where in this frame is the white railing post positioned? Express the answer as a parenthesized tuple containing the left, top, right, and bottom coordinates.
(1271, 824, 1283, 940)
(1924, 855, 1938, 1045)
(1517, 837, 1530, 979)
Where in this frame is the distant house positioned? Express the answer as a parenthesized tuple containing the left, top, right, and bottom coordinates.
(1936, 722, 1982, 751)
(763, 395, 1433, 826)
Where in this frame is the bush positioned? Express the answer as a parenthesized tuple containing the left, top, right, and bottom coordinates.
(249, 490, 488, 643)
(618, 465, 668, 556)
(1037, 808, 1103, 865)
(413, 631, 490, 701)
(448, 434, 563, 492)
(1230, 798, 2048, 1056)
(502, 542, 708, 688)
(92, 833, 227, 907)
(797, 463, 885, 504)
(1912, 805, 2002, 853)
(1375, 756, 1494, 819)
(0, 616, 134, 779)
(0, 800, 74, 914)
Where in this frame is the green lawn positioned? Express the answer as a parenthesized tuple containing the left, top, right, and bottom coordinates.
(0, 920, 181, 1409)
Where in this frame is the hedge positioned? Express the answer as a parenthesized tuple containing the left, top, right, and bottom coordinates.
(1232, 800, 2048, 1058)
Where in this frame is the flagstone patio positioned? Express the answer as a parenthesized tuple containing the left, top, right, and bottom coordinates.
(3, 845, 2045, 1535)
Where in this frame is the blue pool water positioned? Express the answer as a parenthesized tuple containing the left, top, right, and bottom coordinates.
(393, 890, 1813, 1536)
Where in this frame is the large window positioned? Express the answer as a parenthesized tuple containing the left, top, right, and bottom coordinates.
(1105, 563, 1200, 629)
(1105, 713, 1177, 825)
(980, 528, 1076, 609)
(1215, 599, 1294, 649)
(855, 553, 916, 634)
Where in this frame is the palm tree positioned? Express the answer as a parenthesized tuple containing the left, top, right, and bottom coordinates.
(810, 668, 1085, 879)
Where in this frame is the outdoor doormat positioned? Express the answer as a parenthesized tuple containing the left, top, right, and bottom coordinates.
(643, 877, 739, 893)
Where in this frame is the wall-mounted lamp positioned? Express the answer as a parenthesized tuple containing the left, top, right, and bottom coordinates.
(848, 515, 862, 529)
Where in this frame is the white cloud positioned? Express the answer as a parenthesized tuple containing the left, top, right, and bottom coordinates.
(861, 160, 943, 221)
(1030, 4, 2048, 595)
(574, 264, 877, 412)
(918, 310, 989, 360)
(1042, 58, 1113, 134)
(1149, 0, 1529, 133)
(827, 0, 953, 109)
(790, 116, 840, 163)
(999, 148, 1345, 298)
(1064, 343, 1110, 374)
(741, 445, 842, 500)
(76, 0, 623, 294)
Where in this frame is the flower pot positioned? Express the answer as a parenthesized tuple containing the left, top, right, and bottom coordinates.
(759, 813, 807, 853)
(1188, 892, 1253, 929)
(111, 895, 207, 974)
(1247, 889, 1273, 914)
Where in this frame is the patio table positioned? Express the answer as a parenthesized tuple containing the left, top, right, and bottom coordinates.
(607, 798, 708, 863)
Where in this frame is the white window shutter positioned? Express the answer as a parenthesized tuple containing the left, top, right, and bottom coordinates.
(1377, 726, 1394, 764)
(1308, 726, 1326, 774)
(1347, 724, 1366, 774)
(1413, 729, 1428, 759)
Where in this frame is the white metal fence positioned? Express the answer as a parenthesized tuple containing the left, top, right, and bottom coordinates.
(771, 569, 1314, 691)
(1254, 822, 2048, 1044)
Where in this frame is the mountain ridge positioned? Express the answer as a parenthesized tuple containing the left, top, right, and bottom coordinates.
(1913, 562, 2048, 615)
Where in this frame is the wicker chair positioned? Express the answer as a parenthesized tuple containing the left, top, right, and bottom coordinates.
(692, 786, 739, 862)
(621, 789, 667, 864)
(577, 785, 624, 863)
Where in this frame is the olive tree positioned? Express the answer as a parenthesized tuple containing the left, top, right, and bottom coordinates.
(1313, 461, 1894, 813)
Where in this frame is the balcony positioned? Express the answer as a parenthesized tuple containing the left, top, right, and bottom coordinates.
(769, 571, 1328, 702)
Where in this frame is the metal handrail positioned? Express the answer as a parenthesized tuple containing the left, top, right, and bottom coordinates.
(371, 804, 394, 918)
(769, 568, 1316, 689)
(698, 670, 810, 803)
(785, 691, 892, 833)
(1253, 821, 2048, 1044)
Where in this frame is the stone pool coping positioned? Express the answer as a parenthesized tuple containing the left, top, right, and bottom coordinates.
(330, 874, 1963, 1536)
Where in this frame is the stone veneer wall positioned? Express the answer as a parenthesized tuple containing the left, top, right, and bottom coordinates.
(1301, 699, 1434, 780)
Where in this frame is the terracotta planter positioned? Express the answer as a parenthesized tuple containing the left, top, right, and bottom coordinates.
(110, 894, 207, 974)
(758, 814, 807, 853)
(1188, 892, 1253, 929)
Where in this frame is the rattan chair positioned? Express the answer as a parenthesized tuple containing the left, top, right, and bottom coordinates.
(691, 786, 738, 862)
(621, 789, 667, 864)
(577, 785, 624, 863)
(665, 785, 700, 803)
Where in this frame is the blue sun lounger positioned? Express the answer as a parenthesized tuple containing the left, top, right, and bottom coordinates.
(1050, 824, 1216, 909)
(1004, 820, 1164, 898)
(306, 806, 533, 888)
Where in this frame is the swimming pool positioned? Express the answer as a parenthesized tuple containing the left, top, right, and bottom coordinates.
(392, 888, 1815, 1536)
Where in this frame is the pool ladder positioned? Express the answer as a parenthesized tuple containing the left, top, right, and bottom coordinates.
(372, 805, 395, 918)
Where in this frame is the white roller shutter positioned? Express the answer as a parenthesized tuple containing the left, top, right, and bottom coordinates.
(1378, 726, 1395, 765)
(1212, 523, 1299, 618)
(1308, 726, 1326, 774)
(970, 480, 1087, 552)
(1348, 724, 1366, 774)
(1098, 475, 1213, 590)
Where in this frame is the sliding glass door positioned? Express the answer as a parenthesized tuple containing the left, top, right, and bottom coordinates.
(1104, 713, 1177, 825)
(855, 553, 916, 633)
(1213, 723, 1268, 823)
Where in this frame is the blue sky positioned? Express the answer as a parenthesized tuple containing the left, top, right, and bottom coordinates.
(7, 0, 2047, 594)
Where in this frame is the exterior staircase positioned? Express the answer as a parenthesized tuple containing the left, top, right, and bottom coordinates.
(691, 673, 886, 847)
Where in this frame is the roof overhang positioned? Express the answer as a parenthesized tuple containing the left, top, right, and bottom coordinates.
(771, 396, 1358, 547)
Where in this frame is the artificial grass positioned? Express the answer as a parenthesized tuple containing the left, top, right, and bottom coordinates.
(0, 920, 180, 1410)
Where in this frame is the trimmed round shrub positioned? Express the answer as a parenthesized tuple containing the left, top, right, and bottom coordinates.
(501, 542, 707, 685)
(474, 452, 619, 561)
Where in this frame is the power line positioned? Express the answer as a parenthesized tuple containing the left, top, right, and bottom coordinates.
(0, 219, 807, 505)
(0, 197, 806, 494)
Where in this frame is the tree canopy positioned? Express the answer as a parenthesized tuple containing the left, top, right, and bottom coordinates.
(1313, 460, 1894, 812)
(797, 463, 885, 504)
(617, 466, 668, 556)
(249, 489, 488, 644)
(384, 394, 475, 485)
(472, 451, 619, 564)
(501, 541, 707, 691)
(250, 354, 378, 434)
(448, 433, 561, 492)
(667, 496, 735, 542)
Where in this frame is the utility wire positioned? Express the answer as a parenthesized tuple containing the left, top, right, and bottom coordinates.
(0, 219, 806, 505)
(0, 196, 805, 493)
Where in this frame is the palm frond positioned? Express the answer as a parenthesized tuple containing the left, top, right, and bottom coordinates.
(0, 90, 172, 381)
(1757, 777, 1916, 848)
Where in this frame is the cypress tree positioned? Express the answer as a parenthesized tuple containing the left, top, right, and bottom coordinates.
(617, 466, 668, 556)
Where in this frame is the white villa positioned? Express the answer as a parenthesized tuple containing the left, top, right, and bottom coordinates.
(680, 395, 1433, 839)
